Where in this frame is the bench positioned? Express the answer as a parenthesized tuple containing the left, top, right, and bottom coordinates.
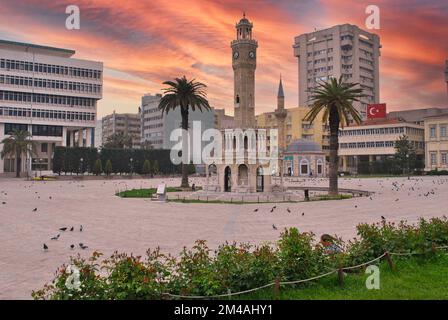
(151, 183, 167, 202)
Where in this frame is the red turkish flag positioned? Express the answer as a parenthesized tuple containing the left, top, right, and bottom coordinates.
(367, 104, 387, 119)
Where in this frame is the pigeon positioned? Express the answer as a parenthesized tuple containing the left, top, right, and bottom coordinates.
(79, 243, 88, 250)
(355, 205, 358, 208)
(270, 208, 274, 213)
(50, 234, 60, 240)
(59, 227, 67, 232)
(302, 212, 305, 216)
(272, 224, 277, 230)
(287, 208, 291, 213)
(43, 243, 48, 251)
(381, 216, 386, 220)
(2, 202, 5, 205)
(80, 225, 83, 232)
(395, 198, 399, 202)
(49, 196, 52, 200)
(32, 208, 37, 212)
(70, 226, 74, 232)
(253, 208, 258, 212)
(70, 244, 75, 250)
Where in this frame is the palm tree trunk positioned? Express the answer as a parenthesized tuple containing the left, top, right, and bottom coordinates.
(15, 150, 21, 178)
(180, 107, 189, 188)
(328, 107, 339, 196)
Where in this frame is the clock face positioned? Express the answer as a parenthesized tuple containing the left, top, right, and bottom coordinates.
(233, 51, 239, 59)
(249, 51, 255, 59)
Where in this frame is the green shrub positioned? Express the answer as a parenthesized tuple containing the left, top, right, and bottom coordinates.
(105, 160, 113, 176)
(277, 228, 330, 281)
(152, 160, 159, 175)
(426, 169, 448, 176)
(32, 217, 448, 300)
(93, 159, 103, 176)
(142, 159, 151, 176)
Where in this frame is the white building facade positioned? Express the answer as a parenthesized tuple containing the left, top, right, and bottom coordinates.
(141, 93, 164, 149)
(0, 40, 103, 176)
(338, 119, 425, 173)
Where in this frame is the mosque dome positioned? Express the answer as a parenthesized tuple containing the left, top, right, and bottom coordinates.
(285, 139, 322, 153)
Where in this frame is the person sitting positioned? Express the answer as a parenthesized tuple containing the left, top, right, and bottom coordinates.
(191, 183, 196, 191)
(320, 234, 343, 254)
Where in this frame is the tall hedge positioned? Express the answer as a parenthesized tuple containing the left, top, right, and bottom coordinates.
(52, 147, 180, 175)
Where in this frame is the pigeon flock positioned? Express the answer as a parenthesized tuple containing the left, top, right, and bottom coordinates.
(248, 176, 448, 232)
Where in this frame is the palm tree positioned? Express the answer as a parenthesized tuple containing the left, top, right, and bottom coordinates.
(158, 76, 211, 188)
(304, 76, 364, 195)
(1, 129, 37, 178)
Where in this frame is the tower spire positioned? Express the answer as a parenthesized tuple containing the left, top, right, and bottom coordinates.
(277, 75, 284, 98)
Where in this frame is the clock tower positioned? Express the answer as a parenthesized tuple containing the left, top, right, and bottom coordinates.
(231, 14, 258, 128)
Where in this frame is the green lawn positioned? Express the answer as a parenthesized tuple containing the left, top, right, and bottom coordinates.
(240, 254, 448, 300)
(116, 187, 184, 198)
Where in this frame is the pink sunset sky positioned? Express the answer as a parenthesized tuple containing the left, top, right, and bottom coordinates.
(0, 0, 447, 118)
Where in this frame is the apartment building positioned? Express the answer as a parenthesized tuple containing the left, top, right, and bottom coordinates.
(256, 106, 329, 152)
(102, 111, 141, 148)
(293, 24, 381, 119)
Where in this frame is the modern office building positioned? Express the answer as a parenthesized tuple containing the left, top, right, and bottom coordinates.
(424, 112, 448, 171)
(162, 106, 215, 152)
(338, 119, 425, 173)
(293, 24, 381, 119)
(140, 93, 215, 153)
(102, 111, 141, 148)
(0, 40, 102, 176)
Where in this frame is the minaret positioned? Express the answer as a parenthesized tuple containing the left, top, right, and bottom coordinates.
(275, 76, 287, 153)
(231, 13, 258, 128)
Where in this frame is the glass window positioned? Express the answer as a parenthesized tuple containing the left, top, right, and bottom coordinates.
(430, 126, 437, 138)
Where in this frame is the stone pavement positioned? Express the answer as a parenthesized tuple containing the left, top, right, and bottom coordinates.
(0, 175, 447, 299)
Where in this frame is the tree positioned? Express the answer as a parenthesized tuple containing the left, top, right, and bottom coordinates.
(142, 159, 151, 176)
(304, 76, 364, 195)
(152, 160, 159, 175)
(1, 129, 36, 178)
(158, 76, 211, 188)
(394, 135, 416, 174)
(93, 159, 103, 176)
(103, 132, 133, 149)
(105, 159, 113, 176)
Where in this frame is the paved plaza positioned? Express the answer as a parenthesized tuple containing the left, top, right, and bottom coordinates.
(0, 176, 447, 299)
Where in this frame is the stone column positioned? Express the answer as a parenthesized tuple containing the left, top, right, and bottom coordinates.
(85, 128, 92, 147)
(78, 129, 83, 147)
(62, 127, 67, 147)
(72, 131, 76, 147)
(342, 156, 348, 172)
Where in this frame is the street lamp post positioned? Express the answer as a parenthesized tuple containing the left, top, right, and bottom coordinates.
(80, 157, 84, 176)
(130, 158, 134, 177)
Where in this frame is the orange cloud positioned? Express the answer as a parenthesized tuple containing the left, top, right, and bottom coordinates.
(0, 0, 446, 117)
